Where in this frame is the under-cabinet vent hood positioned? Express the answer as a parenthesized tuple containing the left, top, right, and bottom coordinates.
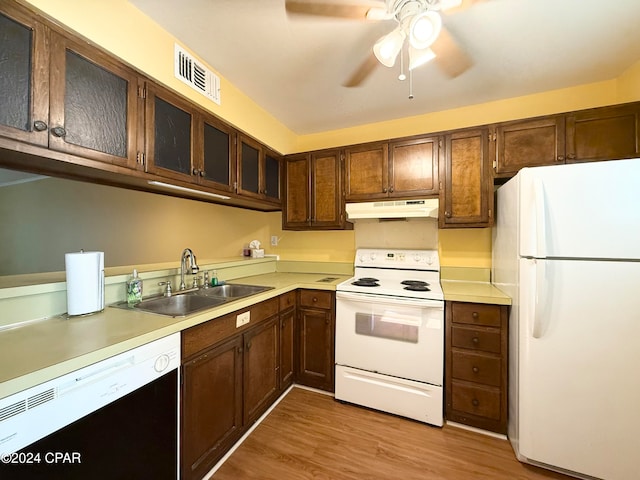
(346, 199, 439, 220)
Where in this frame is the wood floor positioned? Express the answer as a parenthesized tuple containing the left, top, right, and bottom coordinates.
(211, 387, 572, 480)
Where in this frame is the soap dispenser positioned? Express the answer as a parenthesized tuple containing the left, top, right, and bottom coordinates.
(126, 269, 143, 305)
(211, 270, 219, 286)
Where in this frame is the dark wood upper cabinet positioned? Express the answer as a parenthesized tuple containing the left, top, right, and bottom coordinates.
(199, 114, 236, 192)
(388, 136, 440, 197)
(0, 3, 141, 168)
(440, 128, 493, 228)
(237, 134, 281, 205)
(344, 137, 440, 200)
(344, 142, 388, 200)
(144, 85, 195, 180)
(0, 3, 49, 148)
(495, 116, 565, 176)
(282, 150, 347, 230)
(566, 103, 640, 163)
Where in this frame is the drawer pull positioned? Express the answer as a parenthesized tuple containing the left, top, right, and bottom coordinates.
(472, 366, 479, 373)
(472, 398, 480, 407)
(472, 312, 479, 319)
(472, 337, 479, 344)
(312, 297, 318, 302)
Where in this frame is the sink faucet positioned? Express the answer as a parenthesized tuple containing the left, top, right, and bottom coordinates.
(179, 248, 200, 290)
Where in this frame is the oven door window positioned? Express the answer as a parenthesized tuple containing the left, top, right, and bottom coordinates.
(355, 310, 419, 343)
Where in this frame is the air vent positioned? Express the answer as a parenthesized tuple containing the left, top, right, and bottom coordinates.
(0, 400, 26, 422)
(174, 44, 221, 105)
(27, 388, 55, 409)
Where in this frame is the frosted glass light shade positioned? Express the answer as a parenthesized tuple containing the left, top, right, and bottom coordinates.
(373, 28, 406, 67)
(408, 11, 442, 49)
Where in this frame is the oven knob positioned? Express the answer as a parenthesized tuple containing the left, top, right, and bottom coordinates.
(154, 354, 170, 372)
(369, 252, 377, 261)
(413, 253, 422, 262)
(426, 256, 433, 265)
(358, 254, 365, 262)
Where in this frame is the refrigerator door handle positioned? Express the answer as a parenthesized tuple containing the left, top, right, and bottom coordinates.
(532, 259, 547, 339)
(534, 179, 547, 258)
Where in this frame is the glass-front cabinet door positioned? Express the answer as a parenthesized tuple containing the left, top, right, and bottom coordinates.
(200, 115, 235, 193)
(48, 32, 141, 168)
(237, 134, 281, 205)
(0, 3, 49, 147)
(264, 150, 281, 204)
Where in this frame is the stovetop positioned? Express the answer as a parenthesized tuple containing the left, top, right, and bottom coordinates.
(337, 249, 443, 301)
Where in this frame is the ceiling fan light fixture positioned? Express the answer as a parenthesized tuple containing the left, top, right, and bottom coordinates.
(409, 46, 436, 70)
(373, 28, 405, 67)
(408, 11, 442, 49)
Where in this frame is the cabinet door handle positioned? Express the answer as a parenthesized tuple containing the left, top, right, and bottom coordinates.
(312, 297, 318, 303)
(199, 170, 206, 177)
(472, 312, 479, 319)
(51, 126, 66, 137)
(325, 318, 330, 325)
(567, 153, 576, 160)
(33, 120, 48, 132)
(192, 168, 200, 176)
(445, 211, 452, 218)
(472, 366, 479, 373)
(557, 155, 565, 161)
(246, 341, 252, 350)
(472, 337, 479, 344)
(382, 187, 388, 193)
(281, 320, 286, 329)
(389, 185, 394, 193)
(472, 398, 480, 407)
(237, 346, 243, 354)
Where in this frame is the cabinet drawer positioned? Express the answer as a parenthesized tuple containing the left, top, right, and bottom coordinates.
(451, 382, 501, 420)
(451, 351, 501, 386)
(451, 326, 501, 354)
(182, 297, 279, 359)
(279, 291, 296, 311)
(451, 302, 501, 327)
(299, 289, 333, 310)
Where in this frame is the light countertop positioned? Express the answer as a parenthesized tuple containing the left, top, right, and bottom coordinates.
(441, 280, 511, 305)
(0, 272, 349, 400)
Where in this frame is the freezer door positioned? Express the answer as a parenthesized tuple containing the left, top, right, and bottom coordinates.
(519, 158, 640, 260)
(518, 258, 640, 480)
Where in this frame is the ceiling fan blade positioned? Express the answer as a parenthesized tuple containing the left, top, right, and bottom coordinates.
(343, 52, 379, 87)
(431, 26, 472, 78)
(285, 0, 374, 20)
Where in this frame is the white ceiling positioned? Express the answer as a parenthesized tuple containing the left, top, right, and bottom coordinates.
(129, 0, 640, 135)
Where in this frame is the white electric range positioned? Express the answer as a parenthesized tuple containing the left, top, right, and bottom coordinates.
(335, 249, 444, 426)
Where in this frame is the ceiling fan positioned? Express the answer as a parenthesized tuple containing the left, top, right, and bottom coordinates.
(286, 0, 483, 87)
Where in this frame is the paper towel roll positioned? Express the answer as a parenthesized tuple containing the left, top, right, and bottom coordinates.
(65, 251, 105, 316)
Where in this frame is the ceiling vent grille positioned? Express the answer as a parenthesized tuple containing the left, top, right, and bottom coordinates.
(174, 44, 221, 105)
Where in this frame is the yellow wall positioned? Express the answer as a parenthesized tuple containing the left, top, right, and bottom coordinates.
(15, 1, 640, 273)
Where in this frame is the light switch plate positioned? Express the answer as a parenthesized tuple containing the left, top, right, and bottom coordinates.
(236, 311, 250, 328)
(270, 235, 278, 246)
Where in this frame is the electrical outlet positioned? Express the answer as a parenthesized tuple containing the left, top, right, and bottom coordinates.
(270, 235, 278, 246)
(236, 311, 250, 328)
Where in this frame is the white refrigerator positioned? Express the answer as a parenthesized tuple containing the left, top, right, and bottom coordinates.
(492, 158, 640, 480)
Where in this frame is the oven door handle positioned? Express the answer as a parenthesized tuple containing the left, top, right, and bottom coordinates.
(336, 291, 444, 309)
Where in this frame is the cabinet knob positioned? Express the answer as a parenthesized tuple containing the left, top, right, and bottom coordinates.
(237, 346, 243, 354)
(312, 297, 318, 302)
(325, 318, 330, 325)
(472, 312, 479, 319)
(472, 366, 479, 373)
(567, 153, 576, 160)
(389, 186, 394, 193)
(382, 187, 388, 193)
(472, 337, 479, 344)
(445, 211, 452, 218)
(199, 170, 206, 177)
(246, 341, 252, 350)
(192, 168, 200, 176)
(33, 120, 48, 132)
(557, 155, 565, 161)
(472, 398, 480, 407)
(281, 320, 286, 329)
(51, 126, 66, 137)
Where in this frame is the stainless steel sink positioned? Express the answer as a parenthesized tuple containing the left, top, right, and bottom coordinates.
(196, 283, 273, 298)
(119, 293, 228, 317)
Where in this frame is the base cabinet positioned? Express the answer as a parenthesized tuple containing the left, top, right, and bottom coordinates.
(445, 301, 509, 434)
(181, 336, 243, 480)
(296, 289, 335, 392)
(181, 297, 289, 480)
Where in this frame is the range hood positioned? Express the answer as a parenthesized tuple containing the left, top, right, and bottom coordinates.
(346, 198, 439, 220)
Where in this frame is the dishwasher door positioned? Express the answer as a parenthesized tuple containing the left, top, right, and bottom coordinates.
(0, 333, 180, 480)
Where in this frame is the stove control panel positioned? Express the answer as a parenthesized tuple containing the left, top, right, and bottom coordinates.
(355, 249, 439, 270)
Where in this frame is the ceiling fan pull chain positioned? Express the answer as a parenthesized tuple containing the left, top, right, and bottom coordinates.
(408, 69, 414, 99)
(399, 48, 407, 81)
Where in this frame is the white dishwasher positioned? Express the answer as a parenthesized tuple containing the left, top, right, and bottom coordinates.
(0, 333, 180, 479)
